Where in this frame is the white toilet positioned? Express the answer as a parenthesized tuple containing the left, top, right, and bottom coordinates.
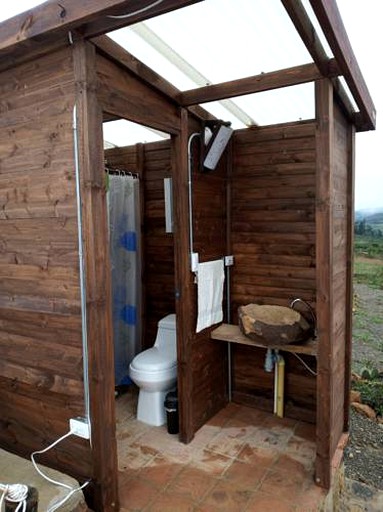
(129, 314, 177, 426)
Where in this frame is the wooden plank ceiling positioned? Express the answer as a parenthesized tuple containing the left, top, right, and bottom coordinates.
(0, 0, 376, 132)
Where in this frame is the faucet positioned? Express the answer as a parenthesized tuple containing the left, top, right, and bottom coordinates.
(290, 298, 317, 338)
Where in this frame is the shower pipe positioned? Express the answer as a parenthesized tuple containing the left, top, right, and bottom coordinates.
(187, 132, 200, 270)
(73, 104, 91, 441)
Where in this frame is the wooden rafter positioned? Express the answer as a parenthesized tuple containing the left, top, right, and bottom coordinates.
(91, 35, 216, 123)
(178, 61, 339, 107)
(283, 0, 375, 131)
(309, 0, 376, 131)
(0, 0, 203, 55)
(281, 0, 333, 77)
(281, 0, 355, 124)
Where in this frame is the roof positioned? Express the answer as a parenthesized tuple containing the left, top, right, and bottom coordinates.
(0, 0, 376, 132)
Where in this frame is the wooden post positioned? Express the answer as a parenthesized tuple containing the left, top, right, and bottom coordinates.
(172, 108, 195, 443)
(73, 40, 119, 511)
(315, 78, 334, 489)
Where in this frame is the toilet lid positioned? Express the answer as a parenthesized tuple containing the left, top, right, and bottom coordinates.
(131, 347, 176, 371)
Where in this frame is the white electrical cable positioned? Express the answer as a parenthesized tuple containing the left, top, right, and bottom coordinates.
(292, 351, 317, 376)
(0, 483, 28, 512)
(30, 429, 90, 512)
(107, 0, 165, 19)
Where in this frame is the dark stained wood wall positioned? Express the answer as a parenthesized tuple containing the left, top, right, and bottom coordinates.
(189, 141, 228, 434)
(315, 81, 354, 488)
(106, 133, 229, 437)
(0, 47, 92, 477)
(105, 139, 175, 347)
(230, 121, 317, 422)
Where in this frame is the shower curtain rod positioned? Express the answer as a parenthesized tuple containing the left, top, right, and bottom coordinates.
(105, 166, 139, 178)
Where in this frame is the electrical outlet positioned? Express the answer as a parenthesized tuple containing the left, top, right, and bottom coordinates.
(70, 417, 90, 439)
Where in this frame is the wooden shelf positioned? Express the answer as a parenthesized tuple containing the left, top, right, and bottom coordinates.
(211, 323, 318, 356)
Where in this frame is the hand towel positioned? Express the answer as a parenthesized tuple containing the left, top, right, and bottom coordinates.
(196, 259, 225, 333)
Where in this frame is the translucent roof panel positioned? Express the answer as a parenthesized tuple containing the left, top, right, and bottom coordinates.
(232, 83, 315, 126)
(108, 0, 316, 127)
(111, 0, 313, 83)
(103, 119, 169, 147)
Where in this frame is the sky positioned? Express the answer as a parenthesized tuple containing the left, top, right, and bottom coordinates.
(1, 0, 381, 210)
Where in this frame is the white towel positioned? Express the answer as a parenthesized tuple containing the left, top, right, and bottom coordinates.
(196, 259, 225, 333)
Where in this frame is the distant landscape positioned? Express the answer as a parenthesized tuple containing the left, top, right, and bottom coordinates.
(353, 207, 383, 289)
(355, 207, 383, 238)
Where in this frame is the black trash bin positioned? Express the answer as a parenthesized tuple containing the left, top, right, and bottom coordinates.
(164, 390, 179, 434)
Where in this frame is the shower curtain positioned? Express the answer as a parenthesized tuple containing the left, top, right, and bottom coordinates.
(108, 173, 141, 387)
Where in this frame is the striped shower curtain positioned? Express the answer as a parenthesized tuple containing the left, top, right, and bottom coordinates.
(108, 173, 141, 386)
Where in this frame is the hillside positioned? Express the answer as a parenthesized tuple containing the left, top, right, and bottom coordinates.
(355, 207, 383, 224)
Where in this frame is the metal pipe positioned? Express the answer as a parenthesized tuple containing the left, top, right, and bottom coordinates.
(73, 104, 91, 440)
(187, 132, 200, 269)
(290, 297, 317, 337)
(226, 266, 232, 401)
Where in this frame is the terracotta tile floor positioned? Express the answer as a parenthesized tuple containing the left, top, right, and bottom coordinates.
(115, 387, 327, 512)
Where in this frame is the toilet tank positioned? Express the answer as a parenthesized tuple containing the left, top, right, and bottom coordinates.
(158, 314, 176, 331)
(154, 314, 177, 356)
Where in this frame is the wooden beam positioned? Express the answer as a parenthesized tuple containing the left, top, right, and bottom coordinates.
(281, 1, 356, 125)
(73, 40, 119, 511)
(178, 62, 338, 107)
(281, 0, 336, 77)
(309, 0, 376, 131)
(82, 0, 203, 39)
(172, 109, 195, 443)
(315, 78, 334, 490)
(0, 0, 203, 55)
(91, 35, 216, 123)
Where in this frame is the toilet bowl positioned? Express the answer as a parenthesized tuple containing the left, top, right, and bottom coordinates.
(129, 314, 177, 426)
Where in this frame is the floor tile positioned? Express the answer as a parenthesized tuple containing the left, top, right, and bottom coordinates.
(166, 465, 217, 502)
(192, 448, 234, 477)
(206, 430, 246, 458)
(245, 491, 296, 511)
(139, 455, 182, 488)
(146, 491, 195, 512)
(236, 443, 277, 468)
(223, 459, 267, 492)
(118, 477, 159, 510)
(258, 468, 308, 499)
(115, 388, 323, 512)
(202, 479, 253, 512)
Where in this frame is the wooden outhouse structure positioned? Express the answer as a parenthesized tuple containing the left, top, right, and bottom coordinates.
(0, 1, 376, 510)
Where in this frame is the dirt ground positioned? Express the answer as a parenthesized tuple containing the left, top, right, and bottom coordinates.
(344, 282, 383, 490)
(352, 283, 383, 374)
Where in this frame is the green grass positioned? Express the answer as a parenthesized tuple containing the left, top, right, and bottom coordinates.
(354, 235, 383, 259)
(354, 261, 383, 289)
(353, 379, 383, 417)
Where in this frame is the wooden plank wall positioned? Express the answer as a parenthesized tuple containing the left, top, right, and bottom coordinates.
(189, 139, 228, 434)
(106, 132, 228, 437)
(105, 139, 175, 347)
(230, 121, 317, 422)
(0, 47, 92, 477)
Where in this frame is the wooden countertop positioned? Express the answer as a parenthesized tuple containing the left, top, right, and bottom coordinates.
(211, 323, 318, 356)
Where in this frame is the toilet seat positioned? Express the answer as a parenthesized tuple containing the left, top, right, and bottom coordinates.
(130, 347, 176, 372)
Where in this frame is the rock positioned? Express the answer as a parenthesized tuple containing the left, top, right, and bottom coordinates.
(351, 402, 376, 421)
(351, 372, 362, 382)
(350, 390, 361, 403)
(238, 303, 311, 346)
